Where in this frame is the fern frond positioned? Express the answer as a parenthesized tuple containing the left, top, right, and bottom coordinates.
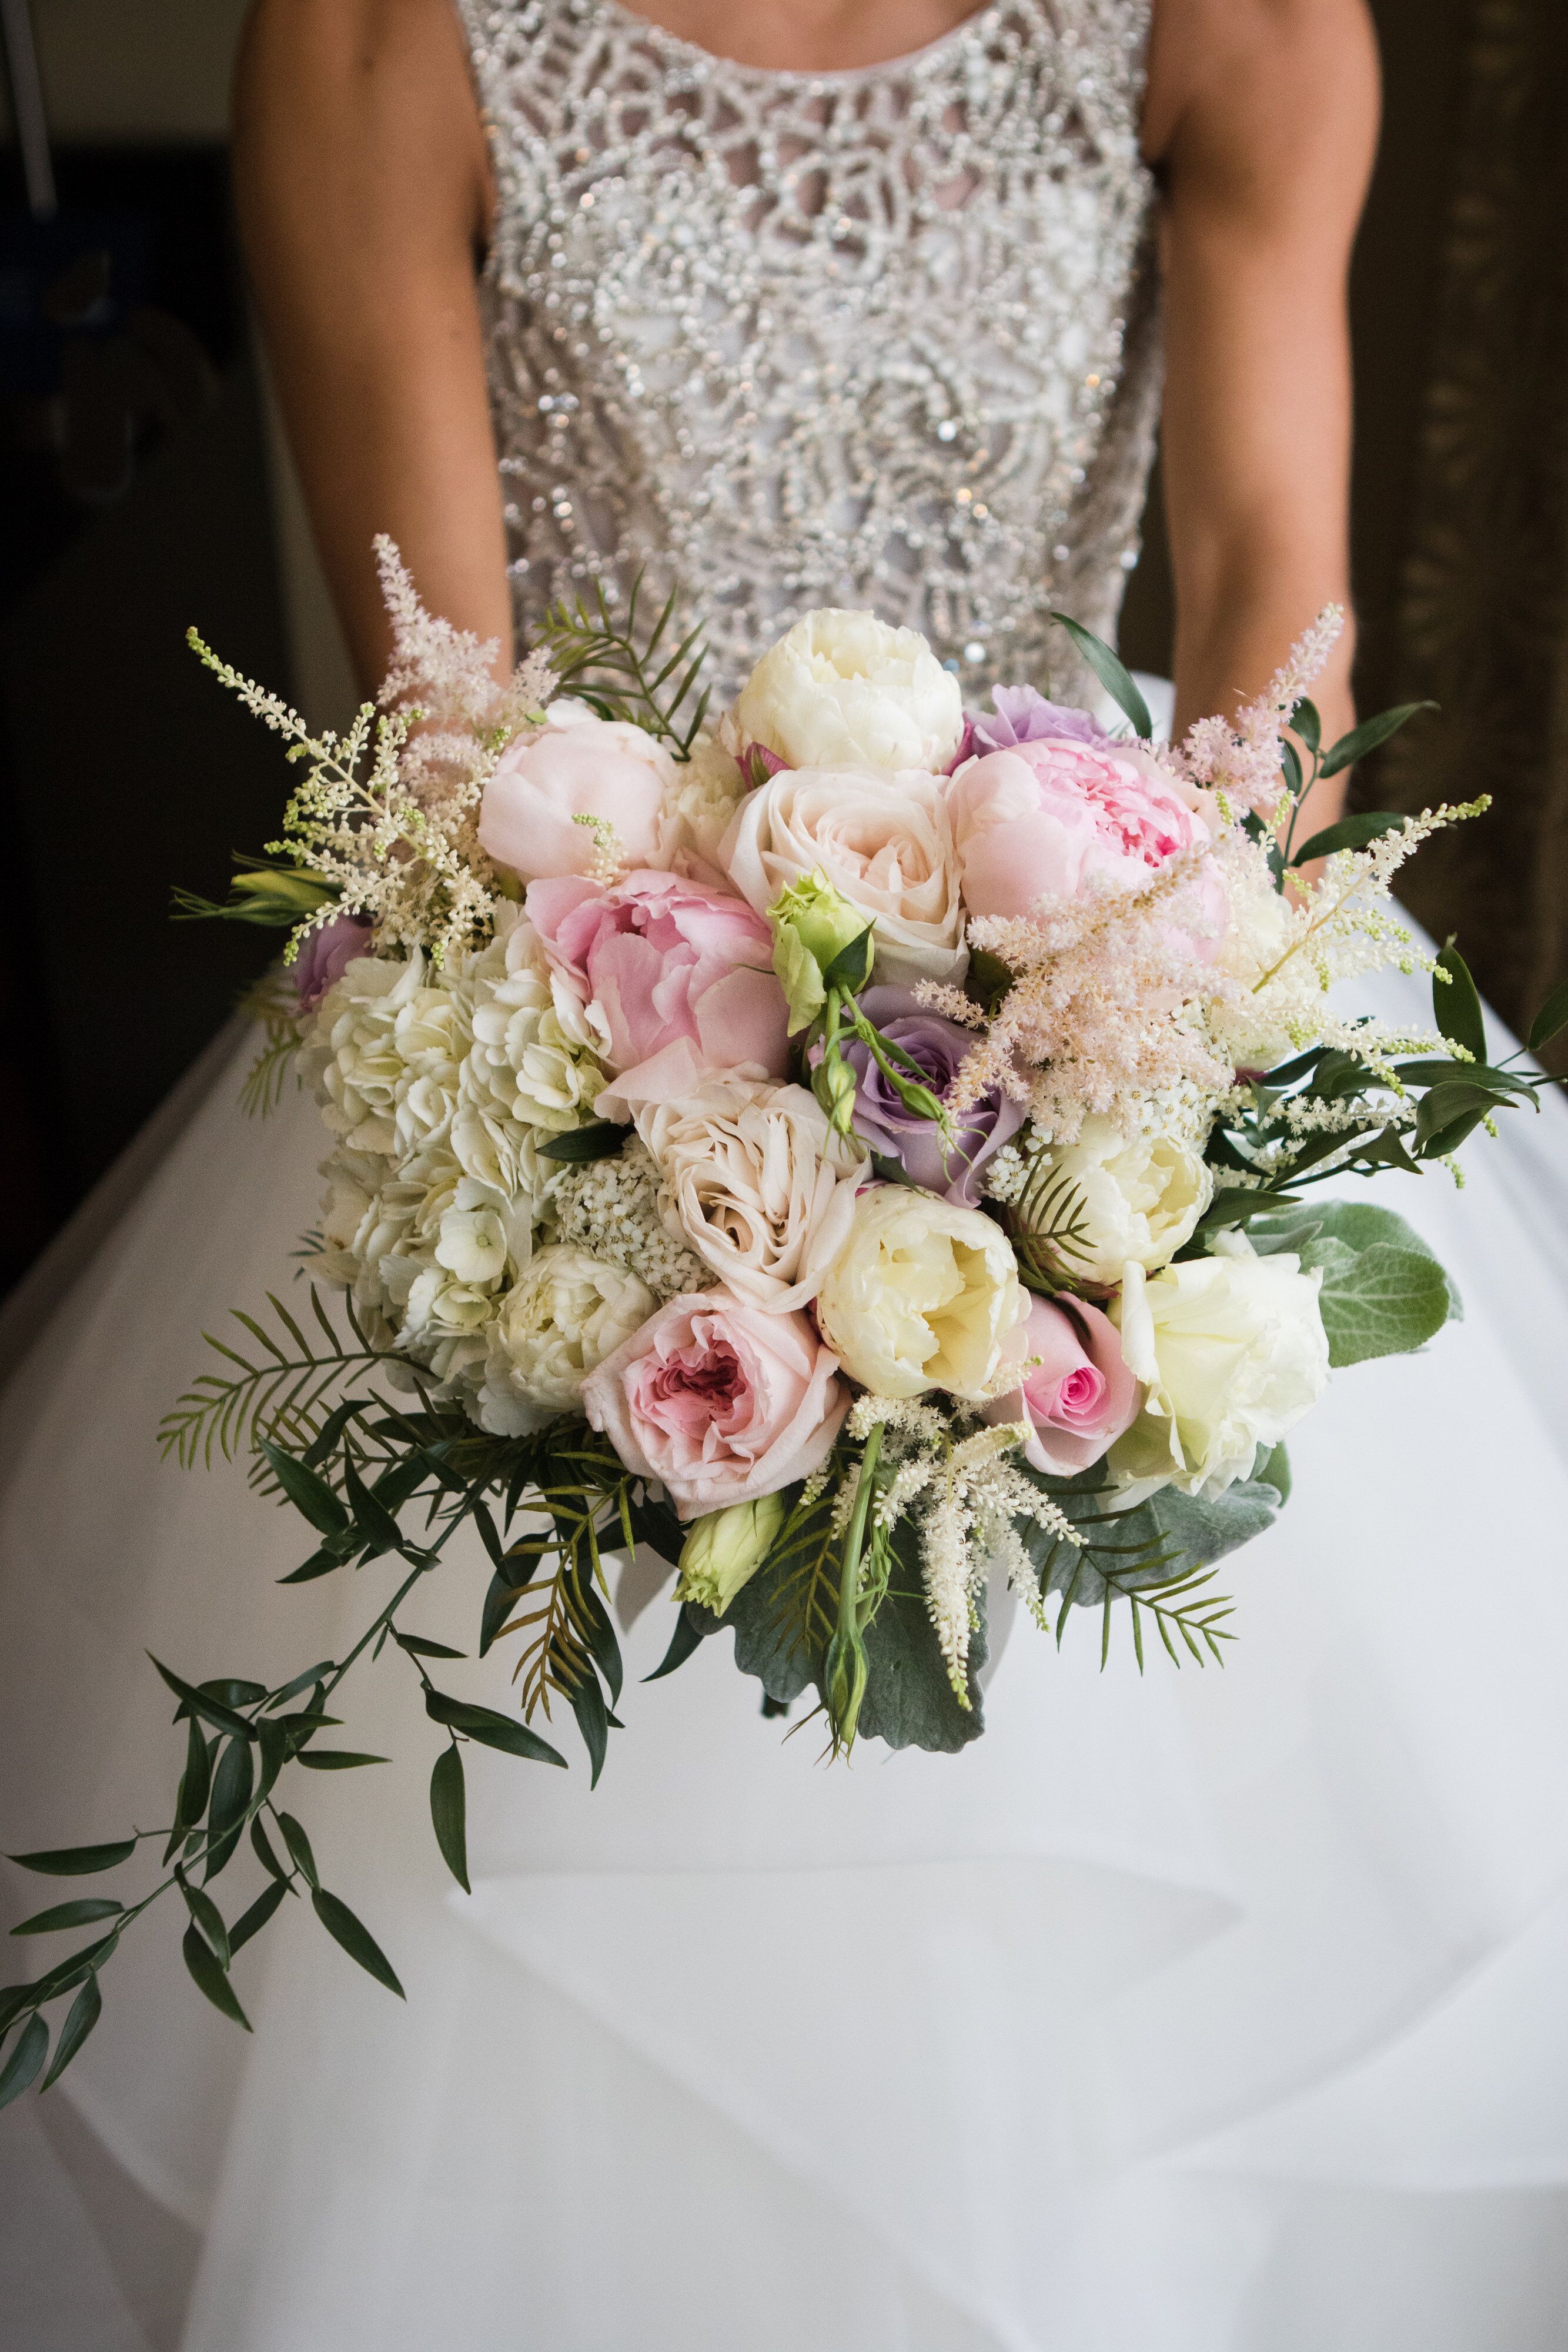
(531, 571, 710, 758)
(1004, 1155, 1094, 1294)
(158, 1287, 393, 1472)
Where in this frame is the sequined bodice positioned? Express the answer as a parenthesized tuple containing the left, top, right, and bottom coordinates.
(460, 0, 1160, 700)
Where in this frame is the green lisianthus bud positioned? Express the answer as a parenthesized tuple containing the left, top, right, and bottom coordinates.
(677, 1492, 788, 1617)
(225, 867, 340, 925)
(767, 869, 874, 1034)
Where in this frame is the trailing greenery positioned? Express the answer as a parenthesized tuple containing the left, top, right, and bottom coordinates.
(531, 572, 711, 758)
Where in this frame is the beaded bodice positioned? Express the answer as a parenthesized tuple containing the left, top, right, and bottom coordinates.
(460, 0, 1160, 701)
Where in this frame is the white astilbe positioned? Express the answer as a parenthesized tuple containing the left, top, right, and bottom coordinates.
(935, 843, 1241, 1146)
(189, 540, 556, 970)
(1175, 605, 1346, 818)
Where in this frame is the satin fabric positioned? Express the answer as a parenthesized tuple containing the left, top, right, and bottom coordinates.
(3, 937, 1568, 2351)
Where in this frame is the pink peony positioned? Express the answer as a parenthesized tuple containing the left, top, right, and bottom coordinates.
(948, 736, 1218, 918)
(526, 870, 790, 1109)
(581, 1290, 848, 1519)
(987, 1294, 1141, 1476)
(478, 706, 674, 882)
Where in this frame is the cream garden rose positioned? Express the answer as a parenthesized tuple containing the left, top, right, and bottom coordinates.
(815, 1187, 1029, 1399)
(1109, 1244, 1330, 1502)
(720, 766, 965, 988)
(633, 1075, 865, 1312)
(480, 1244, 656, 1433)
(731, 608, 964, 773)
(1031, 1116, 1214, 1286)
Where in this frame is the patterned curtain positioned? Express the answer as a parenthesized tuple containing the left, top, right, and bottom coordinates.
(1368, 0, 1568, 1065)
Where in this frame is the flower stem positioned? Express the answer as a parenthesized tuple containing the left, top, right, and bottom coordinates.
(824, 1422, 882, 1754)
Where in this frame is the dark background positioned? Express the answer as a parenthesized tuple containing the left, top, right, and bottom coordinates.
(2, 0, 1564, 1301)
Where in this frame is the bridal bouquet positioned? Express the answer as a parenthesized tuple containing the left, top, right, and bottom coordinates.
(6, 543, 1564, 2102)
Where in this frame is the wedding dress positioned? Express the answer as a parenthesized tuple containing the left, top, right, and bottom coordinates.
(5, 6, 1568, 2348)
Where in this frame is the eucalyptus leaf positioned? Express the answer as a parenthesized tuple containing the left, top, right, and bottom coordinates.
(856, 1532, 988, 1754)
(1048, 611, 1153, 738)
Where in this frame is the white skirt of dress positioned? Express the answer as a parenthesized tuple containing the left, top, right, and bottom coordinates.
(4, 925, 1568, 2352)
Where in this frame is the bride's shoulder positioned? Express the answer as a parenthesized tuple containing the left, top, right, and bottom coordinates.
(1141, 0, 1379, 175)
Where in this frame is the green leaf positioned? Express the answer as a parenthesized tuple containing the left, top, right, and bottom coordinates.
(1289, 811, 1408, 867)
(1192, 1187, 1304, 1237)
(229, 1879, 288, 1954)
(1048, 611, 1153, 737)
(294, 1750, 390, 1770)
(568, 1669, 611, 1787)
(1433, 943, 1487, 1065)
(204, 1737, 255, 1882)
(310, 1889, 404, 1999)
(1415, 1080, 1513, 1147)
(643, 1603, 705, 1683)
(1528, 976, 1568, 1054)
(423, 1689, 568, 1768)
(964, 947, 1015, 1015)
(1279, 738, 1303, 801)
(823, 924, 876, 994)
(857, 1530, 989, 1754)
(260, 1441, 351, 1539)
(1253, 1441, 1292, 1506)
(176, 1717, 213, 1830)
(342, 1454, 405, 1559)
(148, 1658, 256, 1741)
(393, 1632, 467, 1661)
(177, 1872, 231, 1969)
(7, 1838, 137, 1878)
(0, 2013, 49, 2110)
(249, 1818, 290, 1885)
(278, 1548, 346, 1585)
(182, 1923, 250, 2030)
(1392, 1058, 1536, 1097)
(277, 1812, 319, 1889)
(479, 1562, 536, 1658)
(1252, 1200, 1458, 1362)
(429, 1747, 470, 1893)
(1318, 700, 1437, 778)
(537, 1121, 628, 1165)
(1291, 697, 1321, 756)
(265, 1661, 337, 1708)
(11, 1897, 123, 1937)
(38, 1975, 102, 2092)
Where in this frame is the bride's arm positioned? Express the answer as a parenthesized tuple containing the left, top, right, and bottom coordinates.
(232, 0, 510, 691)
(1142, 0, 1379, 831)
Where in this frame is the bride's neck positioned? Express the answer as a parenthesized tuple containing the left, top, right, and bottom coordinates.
(609, 0, 992, 72)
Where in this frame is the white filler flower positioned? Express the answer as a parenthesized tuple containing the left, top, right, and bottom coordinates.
(731, 609, 964, 773)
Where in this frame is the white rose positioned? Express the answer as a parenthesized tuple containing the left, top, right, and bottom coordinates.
(480, 1244, 656, 1433)
(816, 1187, 1028, 1399)
(1034, 1115, 1214, 1285)
(1108, 1248, 1329, 1502)
(634, 1075, 865, 1313)
(720, 766, 965, 988)
(731, 609, 964, 773)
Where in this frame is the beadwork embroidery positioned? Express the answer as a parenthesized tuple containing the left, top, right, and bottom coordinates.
(461, 0, 1160, 699)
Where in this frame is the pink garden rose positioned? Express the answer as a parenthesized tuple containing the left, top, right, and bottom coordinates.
(478, 703, 674, 881)
(526, 870, 790, 1109)
(948, 736, 1219, 919)
(987, 1294, 1141, 1476)
(581, 1290, 848, 1519)
(293, 913, 373, 1010)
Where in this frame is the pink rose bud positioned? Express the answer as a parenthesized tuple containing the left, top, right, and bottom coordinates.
(986, 1294, 1142, 1476)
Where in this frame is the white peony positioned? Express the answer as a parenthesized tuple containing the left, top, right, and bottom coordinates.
(635, 1075, 865, 1313)
(720, 766, 966, 988)
(1108, 1245, 1329, 1502)
(1032, 1115, 1214, 1286)
(731, 609, 964, 773)
(480, 1244, 657, 1433)
(816, 1187, 1029, 1399)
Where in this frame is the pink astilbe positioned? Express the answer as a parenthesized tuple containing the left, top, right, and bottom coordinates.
(1174, 605, 1345, 819)
(933, 843, 1241, 1147)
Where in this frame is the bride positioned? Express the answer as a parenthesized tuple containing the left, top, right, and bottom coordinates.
(5, 2, 1568, 2346)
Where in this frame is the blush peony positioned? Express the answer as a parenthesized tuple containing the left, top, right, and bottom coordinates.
(581, 1291, 848, 1519)
(526, 870, 790, 1111)
(479, 700, 676, 882)
(947, 735, 1218, 918)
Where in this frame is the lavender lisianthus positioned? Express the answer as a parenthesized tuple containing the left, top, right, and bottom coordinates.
(828, 985, 1024, 1205)
(294, 913, 375, 1010)
(950, 683, 1114, 771)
